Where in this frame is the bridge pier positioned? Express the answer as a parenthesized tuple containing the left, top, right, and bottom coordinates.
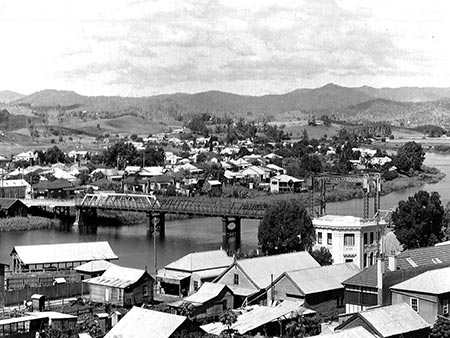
(147, 212, 165, 238)
(73, 208, 97, 233)
(222, 216, 241, 252)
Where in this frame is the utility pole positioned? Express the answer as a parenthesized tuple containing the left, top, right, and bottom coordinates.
(152, 216, 160, 277)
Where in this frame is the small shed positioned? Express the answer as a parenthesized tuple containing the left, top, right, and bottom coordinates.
(84, 264, 154, 307)
(203, 180, 222, 197)
(31, 294, 45, 311)
(0, 198, 28, 217)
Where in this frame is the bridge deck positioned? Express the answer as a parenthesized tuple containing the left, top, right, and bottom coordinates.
(76, 194, 269, 219)
(21, 199, 77, 208)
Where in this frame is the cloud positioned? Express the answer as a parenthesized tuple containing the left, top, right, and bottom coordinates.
(1, 0, 450, 95)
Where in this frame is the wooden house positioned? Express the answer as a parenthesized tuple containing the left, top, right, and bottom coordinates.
(169, 282, 233, 321)
(335, 303, 430, 338)
(265, 263, 360, 318)
(390, 265, 450, 324)
(214, 252, 320, 307)
(157, 250, 233, 298)
(84, 264, 154, 307)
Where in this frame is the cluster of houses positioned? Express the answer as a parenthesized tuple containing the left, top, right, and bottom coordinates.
(2, 214, 450, 338)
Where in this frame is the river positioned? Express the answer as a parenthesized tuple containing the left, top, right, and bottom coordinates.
(0, 152, 448, 270)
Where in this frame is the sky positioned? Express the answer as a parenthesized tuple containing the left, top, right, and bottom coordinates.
(1, 0, 450, 97)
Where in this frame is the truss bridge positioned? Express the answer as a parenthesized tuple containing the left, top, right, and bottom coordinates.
(75, 193, 271, 251)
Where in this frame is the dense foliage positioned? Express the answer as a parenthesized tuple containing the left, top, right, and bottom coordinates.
(258, 200, 315, 255)
(393, 141, 425, 172)
(430, 317, 450, 338)
(311, 247, 333, 266)
(392, 190, 446, 249)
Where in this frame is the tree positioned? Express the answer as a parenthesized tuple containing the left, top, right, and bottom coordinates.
(285, 315, 321, 338)
(393, 141, 425, 172)
(311, 247, 333, 266)
(392, 191, 446, 249)
(102, 140, 138, 168)
(430, 317, 450, 338)
(258, 200, 315, 255)
(219, 310, 237, 338)
(143, 146, 165, 166)
(45, 146, 66, 164)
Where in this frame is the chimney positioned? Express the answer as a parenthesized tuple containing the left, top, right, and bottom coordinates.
(388, 255, 397, 271)
(377, 256, 384, 306)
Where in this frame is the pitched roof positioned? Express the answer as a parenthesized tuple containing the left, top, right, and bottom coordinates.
(74, 260, 112, 273)
(282, 263, 360, 295)
(84, 264, 150, 289)
(165, 250, 233, 273)
(0, 198, 24, 210)
(391, 266, 450, 295)
(232, 252, 320, 289)
(270, 174, 303, 183)
(312, 327, 375, 338)
(343, 263, 380, 288)
(336, 303, 430, 337)
(33, 178, 72, 190)
(182, 282, 230, 304)
(104, 307, 188, 338)
(11, 241, 118, 265)
(396, 244, 450, 269)
(201, 301, 314, 335)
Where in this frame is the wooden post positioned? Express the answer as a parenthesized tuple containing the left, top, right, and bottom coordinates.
(222, 217, 229, 251)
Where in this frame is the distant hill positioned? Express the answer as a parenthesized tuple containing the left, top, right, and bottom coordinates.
(356, 86, 450, 102)
(0, 90, 25, 103)
(10, 84, 450, 126)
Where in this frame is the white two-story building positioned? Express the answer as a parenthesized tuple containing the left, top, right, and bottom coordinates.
(313, 215, 386, 269)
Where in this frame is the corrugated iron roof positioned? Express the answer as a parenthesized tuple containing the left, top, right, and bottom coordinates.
(85, 264, 148, 288)
(235, 252, 320, 289)
(165, 249, 233, 273)
(312, 327, 375, 338)
(0, 198, 23, 210)
(191, 267, 227, 279)
(75, 260, 112, 273)
(11, 241, 118, 265)
(201, 301, 314, 335)
(391, 266, 450, 295)
(104, 306, 187, 338)
(337, 303, 430, 337)
(283, 263, 361, 295)
(182, 282, 229, 304)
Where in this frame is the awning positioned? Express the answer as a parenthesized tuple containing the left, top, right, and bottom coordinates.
(157, 269, 191, 284)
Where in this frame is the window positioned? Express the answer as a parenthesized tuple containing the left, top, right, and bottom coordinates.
(363, 254, 367, 267)
(143, 286, 149, 297)
(327, 233, 332, 245)
(444, 300, 449, 316)
(363, 233, 368, 245)
(318, 232, 322, 244)
(344, 234, 355, 246)
(345, 258, 353, 263)
(193, 281, 199, 291)
(370, 252, 374, 266)
(411, 298, 419, 312)
(370, 232, 374, 244)
(233, 273, 239, 285)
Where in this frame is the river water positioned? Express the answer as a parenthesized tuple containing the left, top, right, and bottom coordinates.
(0, 152, 448, 270)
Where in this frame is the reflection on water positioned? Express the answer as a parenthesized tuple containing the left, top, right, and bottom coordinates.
(0, 152, 449, 269)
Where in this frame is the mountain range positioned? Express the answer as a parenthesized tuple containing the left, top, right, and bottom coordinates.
(4, 84, 450, 125)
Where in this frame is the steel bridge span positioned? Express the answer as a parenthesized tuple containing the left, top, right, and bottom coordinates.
(74, 193, 270, 250)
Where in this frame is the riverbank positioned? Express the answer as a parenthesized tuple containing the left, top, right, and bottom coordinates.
(0, 217, 60, 232)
